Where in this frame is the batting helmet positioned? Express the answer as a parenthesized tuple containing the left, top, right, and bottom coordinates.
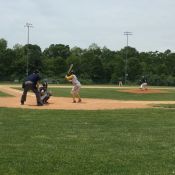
(70, 70, 74, 74)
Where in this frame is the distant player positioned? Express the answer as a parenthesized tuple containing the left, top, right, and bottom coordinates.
(118, 77, 123, 86)
(139, 76, 148, 90)
(39, 81, 52, 104)
(65, 70, 82, 103)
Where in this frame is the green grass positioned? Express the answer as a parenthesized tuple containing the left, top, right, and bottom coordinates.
(0, 91, 11, 97)
(1, 108, 175, 175)
(49, 87, 175, 101)
(14, 86, 175, 101)
(153, 104, 175, 108)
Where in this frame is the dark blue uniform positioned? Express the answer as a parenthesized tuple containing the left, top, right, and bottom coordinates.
(21, 72, 43, 106)
(25, 73, 41, 85)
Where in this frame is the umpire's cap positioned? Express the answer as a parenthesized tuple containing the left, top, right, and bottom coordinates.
(33, 69, 39, 74)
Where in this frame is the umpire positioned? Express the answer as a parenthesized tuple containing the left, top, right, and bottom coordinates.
(21, 70, 43, 106)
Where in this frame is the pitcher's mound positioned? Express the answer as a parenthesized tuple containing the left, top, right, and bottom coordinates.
(119, 89, 168, 94)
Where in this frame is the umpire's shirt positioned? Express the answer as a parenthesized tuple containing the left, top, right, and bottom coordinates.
(25, 73, 41, 87)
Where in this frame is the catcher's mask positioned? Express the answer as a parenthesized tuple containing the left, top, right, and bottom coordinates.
(42, 81, 48, 87)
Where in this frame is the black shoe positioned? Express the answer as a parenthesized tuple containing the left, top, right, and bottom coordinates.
(21, 101, 24, 105)
(37, 102, 43, 106)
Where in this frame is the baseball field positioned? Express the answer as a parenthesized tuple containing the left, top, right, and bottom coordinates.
(0, 84, 175, 174)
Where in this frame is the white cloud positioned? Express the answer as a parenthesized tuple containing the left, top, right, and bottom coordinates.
(0, 0, 175, 52)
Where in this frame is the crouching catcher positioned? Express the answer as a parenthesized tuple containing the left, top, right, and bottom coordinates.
(39, 81, 52, 104)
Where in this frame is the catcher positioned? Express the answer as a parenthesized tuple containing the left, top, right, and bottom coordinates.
(65, 70, 82, 103)
(39, 81, 52, 104)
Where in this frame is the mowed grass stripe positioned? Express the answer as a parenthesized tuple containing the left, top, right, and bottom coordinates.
(14, 86, 175, 100)
(50, 87, 175, 101)
(0, 91, 12, 97)
(0, 108, 175, 174)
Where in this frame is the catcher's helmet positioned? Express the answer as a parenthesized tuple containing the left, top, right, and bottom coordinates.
(42, 81, 48, 87)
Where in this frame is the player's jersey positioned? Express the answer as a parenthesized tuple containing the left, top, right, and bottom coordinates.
(140, 77, 147, 84)
(66, 74, 81, 86)
(25, 73, 41, 85)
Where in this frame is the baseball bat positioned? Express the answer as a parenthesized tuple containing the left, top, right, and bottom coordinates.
(67, 64, 73, 75)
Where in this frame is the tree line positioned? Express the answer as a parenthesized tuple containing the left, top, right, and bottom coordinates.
(0, 38, 175, 86)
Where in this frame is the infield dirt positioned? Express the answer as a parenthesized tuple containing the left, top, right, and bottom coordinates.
(0, 85, 175, 110)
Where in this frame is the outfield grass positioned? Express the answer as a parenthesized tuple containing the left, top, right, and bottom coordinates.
(0, 108, 175, 175)
(49, 87, 175, 101)
(14, 86, 175, 101)
(153, 104, 175, 108)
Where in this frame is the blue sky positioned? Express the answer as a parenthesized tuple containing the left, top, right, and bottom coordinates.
(0, 0, 175, 52)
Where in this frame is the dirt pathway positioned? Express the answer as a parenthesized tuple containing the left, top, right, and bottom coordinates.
(0, 85, 174, 110)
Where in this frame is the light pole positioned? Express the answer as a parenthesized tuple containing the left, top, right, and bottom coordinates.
(124, 31, 132, 84)
(24, 22, 33, 76)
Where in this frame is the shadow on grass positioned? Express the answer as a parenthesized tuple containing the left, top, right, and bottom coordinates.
(152, 104, 175, 109)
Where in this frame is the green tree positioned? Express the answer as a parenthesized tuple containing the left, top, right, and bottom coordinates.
(0, 48, 16, 80)
(43, 44, 70, 59)
(165, 53, 175, 76)
(66, 54, 81, 74)
(119, 46, 139, 58)
(23, 44, 43, 74)
(0, 38, 7, 51)
(71, 46, 83, 57)
(12, 44, 28, 80)
(127, 57, 142, 81)
(53, 57, 67, 75)
(90, 58, 105, 83)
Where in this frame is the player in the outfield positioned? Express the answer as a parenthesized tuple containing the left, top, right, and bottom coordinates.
(139, 76, 148, 90)
(21, 70, 43, 106)
(65, 70, 82, 103)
